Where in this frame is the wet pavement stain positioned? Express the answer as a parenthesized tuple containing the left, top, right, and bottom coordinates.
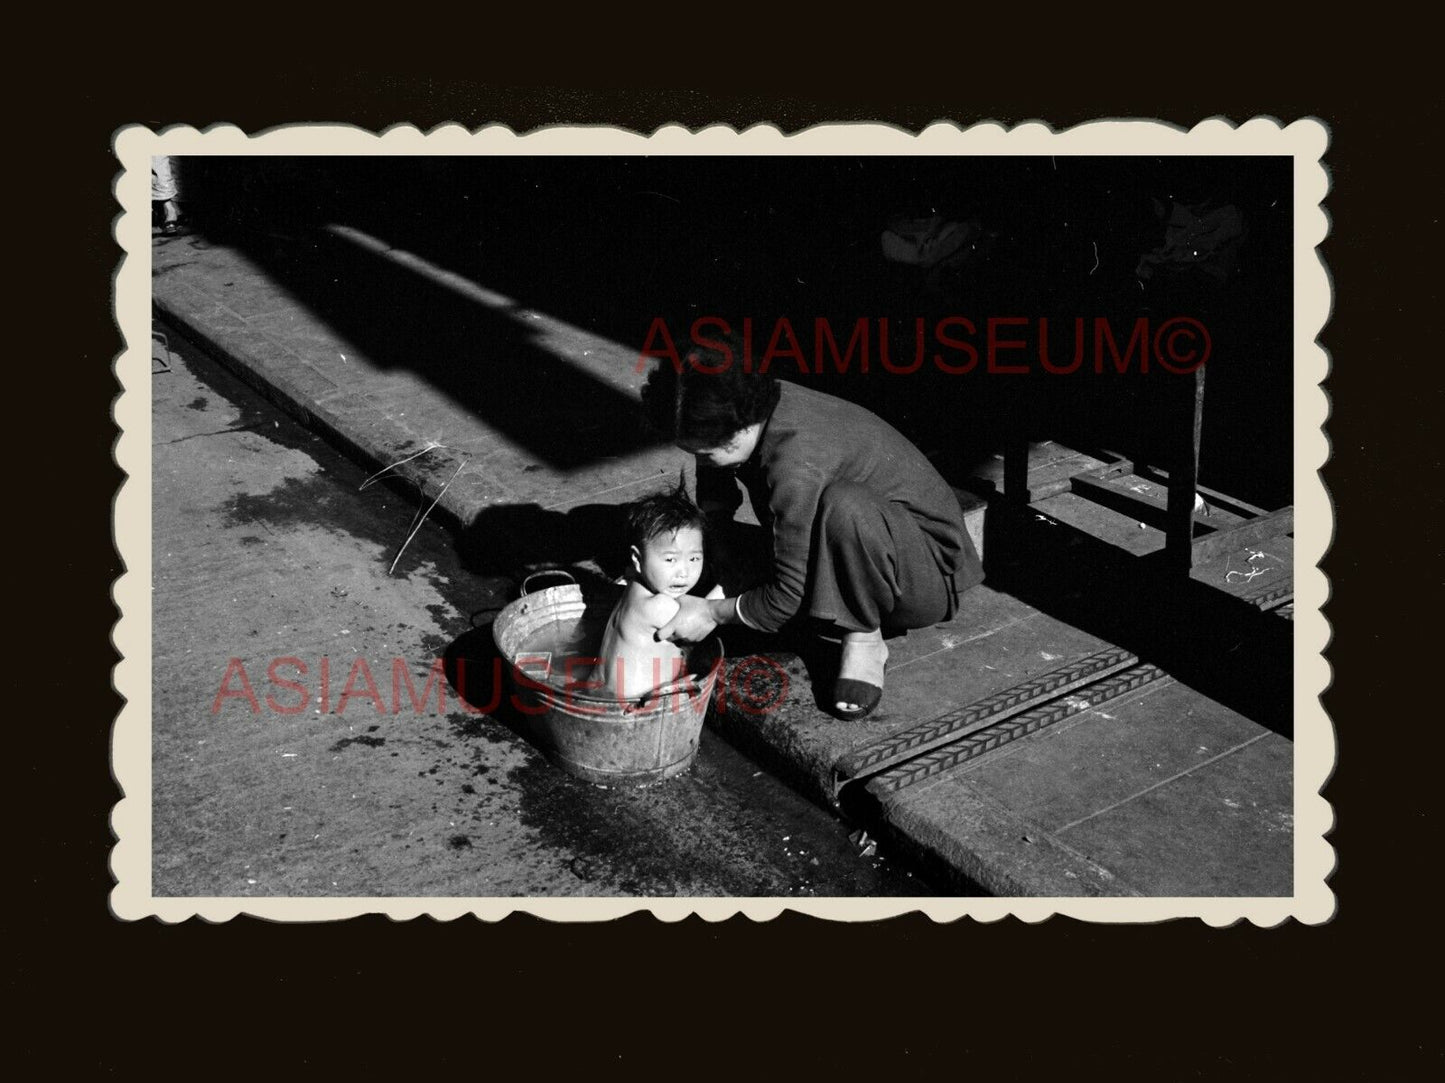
(446, 711, 513, 746)
(164, 331, 498, 587)
(157, 421, 268, 447)
(507, 755, 785, 896)
(503, 731, 930, 897)
(186, 396, 209, 411)
(330, 734, 387, 751)
(425, 603, 456, 626)
(221, 474, 396, 547)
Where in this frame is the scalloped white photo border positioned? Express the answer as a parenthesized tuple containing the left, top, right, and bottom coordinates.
(111, 118, 1332, 925)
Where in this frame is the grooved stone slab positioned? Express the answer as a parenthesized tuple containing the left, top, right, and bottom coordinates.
(866, 664, 1169, 797)
(836, 646, 1138, 786)
(714, 589, 1114, 806)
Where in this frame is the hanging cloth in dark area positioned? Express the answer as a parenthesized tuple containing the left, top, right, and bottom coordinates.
(1136, 201, 1246, 283)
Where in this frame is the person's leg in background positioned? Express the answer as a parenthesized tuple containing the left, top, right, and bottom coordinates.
(152, 155, 184, 234)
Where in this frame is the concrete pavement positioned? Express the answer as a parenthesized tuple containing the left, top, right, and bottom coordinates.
(150, 219, 1294, 897)
(150, 315, 930, 897)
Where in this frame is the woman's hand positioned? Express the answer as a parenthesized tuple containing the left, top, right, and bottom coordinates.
(656, 594, 732, 643)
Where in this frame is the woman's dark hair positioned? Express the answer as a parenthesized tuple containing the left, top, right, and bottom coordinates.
(627, 485, 707, 551)
(639, 328, 781, 447)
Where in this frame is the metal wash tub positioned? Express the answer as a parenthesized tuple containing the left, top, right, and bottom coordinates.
(490, 573, 723, 784)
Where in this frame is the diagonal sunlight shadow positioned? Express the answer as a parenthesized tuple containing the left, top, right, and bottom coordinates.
(324, 224, 651, 401)
(222, 220, 669, 473)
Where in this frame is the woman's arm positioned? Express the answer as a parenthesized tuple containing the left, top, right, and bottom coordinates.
(733, 461, 821, 633)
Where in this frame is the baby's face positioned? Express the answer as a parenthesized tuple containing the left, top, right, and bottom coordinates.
(635, 525, 705, 597)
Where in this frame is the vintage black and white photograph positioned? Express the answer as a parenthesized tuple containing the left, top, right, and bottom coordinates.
(113, 122, 1330, 920)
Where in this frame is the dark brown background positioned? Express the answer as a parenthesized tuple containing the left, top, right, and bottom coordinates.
(29, 39, 1433, 1074)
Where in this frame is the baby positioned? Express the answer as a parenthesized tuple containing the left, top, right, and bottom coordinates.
(593, 489, 724, 702)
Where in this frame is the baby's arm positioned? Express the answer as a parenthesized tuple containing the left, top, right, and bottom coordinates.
(704, 583, 725, 600)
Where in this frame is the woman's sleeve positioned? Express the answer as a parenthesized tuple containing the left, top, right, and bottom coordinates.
(735, 464, 823, 633)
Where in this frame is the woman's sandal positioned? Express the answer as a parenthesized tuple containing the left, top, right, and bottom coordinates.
(829, 678, 882, 720)
(824, 627, 889, 720)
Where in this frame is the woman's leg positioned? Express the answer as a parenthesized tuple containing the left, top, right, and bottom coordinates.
(806, 480, 951, 633)
(806, 480, 952, 716)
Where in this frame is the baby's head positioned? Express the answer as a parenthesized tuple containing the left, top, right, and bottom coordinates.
(626, 488, 707, 598)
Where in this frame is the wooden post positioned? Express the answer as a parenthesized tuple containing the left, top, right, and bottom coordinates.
(1165, 365, 1207, 574)
(1004, 432, 1030, 505)
(1003, 372, 1033, 505)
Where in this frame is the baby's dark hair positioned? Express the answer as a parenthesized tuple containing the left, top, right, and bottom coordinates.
(627, 485, 707, 552)
(639, 327, 781, 448)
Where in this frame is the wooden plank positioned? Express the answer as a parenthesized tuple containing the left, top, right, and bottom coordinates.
(1071, 472, 1215, 534)
(1190, 534, 1293, 601)
(1189, 507, 1295, 565)
(1025, 450, 1109, 501)
(1034, 490, 1168, 557)
(1131, 465, 1270, 519)
(965, 446, 1106, 503)
(1244, 584, 1294, 611)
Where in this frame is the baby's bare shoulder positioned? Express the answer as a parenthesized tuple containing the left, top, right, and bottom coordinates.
(612, 589, 680, 634)
(637, 592, 682, 628)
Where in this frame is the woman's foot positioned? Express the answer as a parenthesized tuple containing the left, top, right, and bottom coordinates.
(832, 628, 888, 719)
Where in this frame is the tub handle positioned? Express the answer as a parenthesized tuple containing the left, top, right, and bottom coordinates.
(520, 569, 577, 597)
(628, 673, 702, 713)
